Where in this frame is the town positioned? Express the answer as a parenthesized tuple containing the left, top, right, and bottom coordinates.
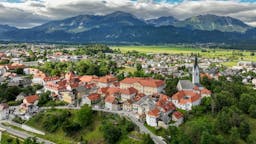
(0, 44, 256, 144)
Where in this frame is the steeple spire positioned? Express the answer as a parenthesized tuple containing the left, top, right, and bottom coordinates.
(192, 55, 200, 85)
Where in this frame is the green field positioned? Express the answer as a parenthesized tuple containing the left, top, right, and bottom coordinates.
(112, 46, 256, 67)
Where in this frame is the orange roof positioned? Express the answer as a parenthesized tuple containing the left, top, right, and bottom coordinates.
(172, 90, 201, 104)
(87, 93, 101, 101)
(105, 96, 116, 104)
(120, 87, 138, 95)
(94, 75, 117, 83)
(148, 108, 160, 117)
(201, 88, 212, 95)
(173, 111, 183, 119)
(134, 93, 146, 101)
(121, 77, 165, 88)
(6, 63, 25, 70)
(25, 95, 39, 104)
(79, 75, 98, 83)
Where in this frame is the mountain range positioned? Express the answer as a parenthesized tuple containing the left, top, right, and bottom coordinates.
(0, 11, 256, 47)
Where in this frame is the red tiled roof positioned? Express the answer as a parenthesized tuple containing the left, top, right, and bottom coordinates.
(87, 93, 101, 101)
(172, 90, 201, 104)
(94, 75, 117, 83)
(121, 77, 165, 88)
(25, 95, 39, 104)
(201, 88, 212, 95)
(148, 108, 160, 117)
(120, 87, 138, 95)
(79, 75, 98, 83)
(105, 96, 116, 104)
(173, 111, 183, 119)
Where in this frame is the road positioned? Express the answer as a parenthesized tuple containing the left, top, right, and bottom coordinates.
(91, 108, 166, 144)
(0, 123, 55, 144)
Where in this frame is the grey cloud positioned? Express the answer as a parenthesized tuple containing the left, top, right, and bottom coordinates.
(1, 0, 256, 28)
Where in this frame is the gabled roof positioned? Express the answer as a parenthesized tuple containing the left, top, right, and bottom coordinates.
(148, 108, 160, 117)
(94, 75, 117, 83)
(24, 95, 39, 104)
(172, 90, 201, 104)
(87, 93, 101, 101)
(121, 77, 165, 88)
(105, 96, 117, 104)
(120, 87, 138, 95)
(201, 88, 212, 95)
(173, 111, 183, 119)
(79, 75, 98, 83)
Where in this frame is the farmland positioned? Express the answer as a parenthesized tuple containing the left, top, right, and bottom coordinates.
(112, 45, 256, 67)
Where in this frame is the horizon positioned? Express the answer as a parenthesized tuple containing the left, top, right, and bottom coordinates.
(0, 0, 256, 28)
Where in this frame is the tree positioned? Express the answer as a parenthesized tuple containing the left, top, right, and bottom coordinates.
(24, 137, 39, 144)
(141, 134, 154, 144)
(101, 122, 122, 144)
(136, 63, 142, 71)
(239, 94, 256, 113)
(62, 120, 81, 135)
(75, 105, 93, 128)
(38, 91, 51, 106)
(229, 127, 240, 143)
(238, 121, 250, 140)
(249, 105, 256, 118)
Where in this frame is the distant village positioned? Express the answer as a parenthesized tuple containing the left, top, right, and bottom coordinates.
(0, 43, 255, 130)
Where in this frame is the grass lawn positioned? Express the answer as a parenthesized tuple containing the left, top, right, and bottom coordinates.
(119, 66, 136, 73)
(1, 132, 24, 144)
(112, 45, 256, 67)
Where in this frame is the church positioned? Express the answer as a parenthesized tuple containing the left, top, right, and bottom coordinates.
(171, 56, 211, 111)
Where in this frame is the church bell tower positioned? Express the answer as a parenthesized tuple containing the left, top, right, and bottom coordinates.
(192, 56, 200, 85)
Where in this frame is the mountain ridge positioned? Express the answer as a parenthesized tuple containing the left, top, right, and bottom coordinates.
(0, 11, 255, 47)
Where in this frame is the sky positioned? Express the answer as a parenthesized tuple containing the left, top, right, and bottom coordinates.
(0, 0, 256, 28)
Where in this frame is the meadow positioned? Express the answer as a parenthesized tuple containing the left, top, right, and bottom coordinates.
(111, 45, 256, 67)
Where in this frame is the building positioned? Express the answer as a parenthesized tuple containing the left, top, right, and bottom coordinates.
(171, 90, 201, 110)
(105, 96, 120, 111)
(0, 103, 9, 120)
(120, 77, 165, 95)
(84, 93, 101, 106)
(61, 91, 75, 104)
(192, 56, 200, 85)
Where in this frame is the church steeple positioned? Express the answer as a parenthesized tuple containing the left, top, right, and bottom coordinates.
(192, 56, 200, 85)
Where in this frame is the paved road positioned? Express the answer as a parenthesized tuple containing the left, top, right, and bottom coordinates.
(0, 123, 55, 144)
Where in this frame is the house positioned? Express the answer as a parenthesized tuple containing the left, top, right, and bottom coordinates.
(120, 77, 165, 95)
(61, 91, 75, 104)
(84, 93, 101, 106)
(20, 95, 39, 115)
(105, 96, 120, 111)
(0, 103, 9, 120)
(123, 100, 133, 111)
(172, 111, 184, 126)
(120, 87, 138, 102)
(23, 95, 39, 106)
(146, 108, 160, 127)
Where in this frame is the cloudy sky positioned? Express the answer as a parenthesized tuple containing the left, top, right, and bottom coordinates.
(0, 0, 256, 28)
